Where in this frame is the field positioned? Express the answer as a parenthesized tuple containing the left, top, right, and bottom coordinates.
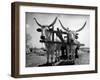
(26, 48, 90, 67)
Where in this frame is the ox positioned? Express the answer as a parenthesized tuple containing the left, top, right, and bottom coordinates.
(34, 17, 61, 65)
(58, 19, 87, 60)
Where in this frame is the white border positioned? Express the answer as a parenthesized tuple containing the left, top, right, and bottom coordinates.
(19, 6, 95, 74)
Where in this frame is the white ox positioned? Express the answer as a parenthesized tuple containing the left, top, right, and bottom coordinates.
(58, 19, 87, 60)
(34, 17, 61, 65)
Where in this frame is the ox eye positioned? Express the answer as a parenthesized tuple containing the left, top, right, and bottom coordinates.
(75, 35, 78, 39)
(49, 28, 53, 31)
(37, 28, 42, 32)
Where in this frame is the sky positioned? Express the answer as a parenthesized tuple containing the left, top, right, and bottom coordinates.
(26, 12, 90, 48)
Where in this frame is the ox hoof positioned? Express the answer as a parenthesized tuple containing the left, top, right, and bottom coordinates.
(39, 63, 53, 66)
(75, 55, 79, 58)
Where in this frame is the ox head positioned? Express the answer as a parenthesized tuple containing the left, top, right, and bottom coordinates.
(58, 19, 87, 43)
(34, 17, 57, 40)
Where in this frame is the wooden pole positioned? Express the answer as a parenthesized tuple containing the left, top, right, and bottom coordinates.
(52, 26, 54, 42)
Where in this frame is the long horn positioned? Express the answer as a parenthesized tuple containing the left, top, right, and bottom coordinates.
(48, 17, 57, 27)
(34, 18, 43, 27)
(59, 19, 69, 32)
(76, 21, 87, 32)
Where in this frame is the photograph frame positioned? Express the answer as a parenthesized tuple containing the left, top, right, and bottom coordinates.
(11, 2, 98, 78)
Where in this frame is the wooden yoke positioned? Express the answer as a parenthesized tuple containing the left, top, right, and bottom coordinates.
(56, 28, 64, 42)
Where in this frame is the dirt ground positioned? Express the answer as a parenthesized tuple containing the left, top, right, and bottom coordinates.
(26, 50, 90, 67)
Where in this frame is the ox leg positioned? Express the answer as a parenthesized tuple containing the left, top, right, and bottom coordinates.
(47, 51, 49, 64)
(51, 55, 53, 65)
(58, 50, 61, 61)
(65, 48, 68, 59)
(56, 51, 60, 62)
(55, 51, 58, 62)
(51, 51, 55, 65)
(75, 47, 79, 58)
(46, 51, 53, 66)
